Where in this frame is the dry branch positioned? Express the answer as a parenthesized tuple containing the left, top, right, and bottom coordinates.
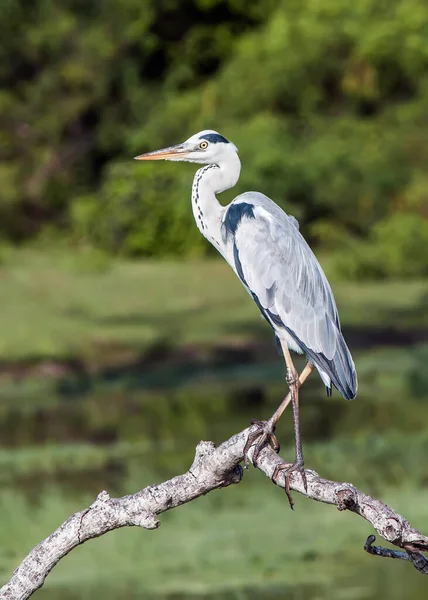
(1, 424, 427, 600)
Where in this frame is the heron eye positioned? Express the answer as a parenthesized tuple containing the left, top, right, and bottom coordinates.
(199, 141, 209, 149)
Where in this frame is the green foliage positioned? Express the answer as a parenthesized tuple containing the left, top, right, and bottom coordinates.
(1, 0, 428, 274)
(72, 162, 206, 256)
(372, 212, 428, 277)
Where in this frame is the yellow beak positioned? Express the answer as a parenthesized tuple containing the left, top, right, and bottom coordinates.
(134, 144, 188, 161)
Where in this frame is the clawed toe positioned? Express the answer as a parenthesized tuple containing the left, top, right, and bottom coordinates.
(243, 419, 280, 468)
(272, 461, 307, 510)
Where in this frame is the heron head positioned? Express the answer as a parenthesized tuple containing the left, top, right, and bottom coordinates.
(134, 130, 238, 164)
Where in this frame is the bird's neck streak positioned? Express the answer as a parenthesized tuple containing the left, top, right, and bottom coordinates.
(191, 152, 241, 248)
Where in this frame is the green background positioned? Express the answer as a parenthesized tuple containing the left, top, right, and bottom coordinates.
(0, 1, 427, 598)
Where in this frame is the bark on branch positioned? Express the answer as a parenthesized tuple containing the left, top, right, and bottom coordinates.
(1, 425, 427, 599)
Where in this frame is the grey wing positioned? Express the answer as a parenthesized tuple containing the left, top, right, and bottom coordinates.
(223, 193, 357, 400)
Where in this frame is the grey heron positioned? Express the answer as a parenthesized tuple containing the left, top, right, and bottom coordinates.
(135, 130, 357, 507)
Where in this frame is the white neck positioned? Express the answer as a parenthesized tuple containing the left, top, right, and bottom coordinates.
(191, 151, 241, 249)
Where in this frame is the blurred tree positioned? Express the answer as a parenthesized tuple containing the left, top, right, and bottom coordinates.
(0, 0, 272, 240)
(1, 0, 428, 275)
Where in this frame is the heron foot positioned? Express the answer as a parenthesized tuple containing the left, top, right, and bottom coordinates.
(243, 419, 280, 469)
(272, 460, 307, 510)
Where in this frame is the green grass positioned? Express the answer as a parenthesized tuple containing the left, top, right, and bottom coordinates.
(0, 477, 427, 600)
(0, 251, 427, 599)
(0, 249, 427, 362)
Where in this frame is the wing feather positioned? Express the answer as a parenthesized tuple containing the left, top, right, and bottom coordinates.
(223, 193, 357, 399)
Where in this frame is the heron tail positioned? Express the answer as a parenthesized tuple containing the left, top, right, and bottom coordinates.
(322, 335, 357, 400)
(278, 326, 358, 400)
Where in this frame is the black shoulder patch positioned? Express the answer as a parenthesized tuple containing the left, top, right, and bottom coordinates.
(199, 133, 229, 144)
(222, 202, 255, 240)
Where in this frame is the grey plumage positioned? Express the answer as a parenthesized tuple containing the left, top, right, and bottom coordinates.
(221, 192, 357, 400)
(134, 128, 357, 402)
(135, 129, 358, 496)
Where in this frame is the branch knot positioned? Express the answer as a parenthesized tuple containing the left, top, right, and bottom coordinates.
(91, 490, 110, 507)
(336, 486, 358, 511)
(130, 512, 160, 530)
(383, 518, 402, 543)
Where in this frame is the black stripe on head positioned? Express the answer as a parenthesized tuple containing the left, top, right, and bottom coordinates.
(199, 133, 229, 144)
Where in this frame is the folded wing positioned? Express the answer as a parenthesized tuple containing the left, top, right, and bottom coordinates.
(222, 193, 357, 400)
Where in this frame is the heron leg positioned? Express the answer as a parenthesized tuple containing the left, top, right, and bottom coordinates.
(271, 344, 314, 509)
(243, 360, 314, 474)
